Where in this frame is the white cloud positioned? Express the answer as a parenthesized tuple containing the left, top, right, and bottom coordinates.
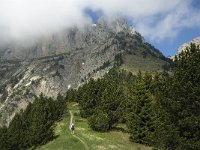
(0, 0, 91, 42)
(133, 0, 200, 41)
(0, 0, 199, 43)
(86, 0, 200, 41)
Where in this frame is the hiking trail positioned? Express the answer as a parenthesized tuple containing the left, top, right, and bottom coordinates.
(69, 110, 89, 150)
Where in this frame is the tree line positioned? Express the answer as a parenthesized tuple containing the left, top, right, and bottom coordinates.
(0, 93, 66, 150)
(66, 43, 200, 150)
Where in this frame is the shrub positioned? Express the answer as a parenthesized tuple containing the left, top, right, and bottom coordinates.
(88, 110, 109, 132)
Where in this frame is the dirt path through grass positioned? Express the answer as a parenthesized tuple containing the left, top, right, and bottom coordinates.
(37, 102, 152, 150)
(69, 110, 89, 150)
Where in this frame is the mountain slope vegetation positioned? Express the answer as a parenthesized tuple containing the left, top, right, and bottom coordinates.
(0, 43, 200, 149)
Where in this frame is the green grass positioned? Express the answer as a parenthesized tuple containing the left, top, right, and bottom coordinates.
(37, 102, 152, 150)
(121, 54, 167, 74)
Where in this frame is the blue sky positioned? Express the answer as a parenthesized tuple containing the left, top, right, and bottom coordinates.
(149, 28, 200, 56)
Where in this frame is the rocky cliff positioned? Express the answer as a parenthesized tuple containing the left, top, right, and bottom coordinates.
(178, 37, 200, 54)
(0, 17, 169, 126)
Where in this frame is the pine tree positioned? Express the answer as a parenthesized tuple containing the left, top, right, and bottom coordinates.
(66, 89, 77, 102)
(127, 72, 157, 145)
(0, 126, 9, 150)
(156, 43, 200, 149)
(7, 112, 24, 150)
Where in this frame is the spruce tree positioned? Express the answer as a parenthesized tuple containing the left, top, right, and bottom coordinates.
(127, 72, 157, 145)
(157, 43, 200, 149)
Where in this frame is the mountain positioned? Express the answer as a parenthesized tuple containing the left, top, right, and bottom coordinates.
(178, 37, 200, 54)
(0, 17, 170, 126)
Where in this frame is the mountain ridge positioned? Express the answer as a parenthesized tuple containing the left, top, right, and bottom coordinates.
(0, 17, 169, 126)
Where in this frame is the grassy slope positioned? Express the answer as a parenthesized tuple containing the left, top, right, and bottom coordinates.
(121, 54, 167, 74)
(37, 102, 152, 150)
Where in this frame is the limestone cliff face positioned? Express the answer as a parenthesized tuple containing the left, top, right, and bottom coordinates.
(1, 17, 131, 60)
(0, 17, 167, 126)
(178, 37, 200, 54)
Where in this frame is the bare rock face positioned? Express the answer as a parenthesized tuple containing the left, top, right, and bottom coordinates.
(178, 37, 200, 54)
(0, 17, 167, 126)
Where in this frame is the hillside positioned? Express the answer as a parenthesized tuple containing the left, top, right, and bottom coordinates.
(1, 43, 200, 150)
(0, 17, 170, 126)
(37, 102, 152, 150)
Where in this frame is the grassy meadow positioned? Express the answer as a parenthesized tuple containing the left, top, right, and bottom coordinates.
(37, 102, 152, 150)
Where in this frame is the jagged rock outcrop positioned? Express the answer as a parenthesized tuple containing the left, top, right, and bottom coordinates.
(169, 37, 200, 61)
(0, 17, 169, 126)
(178, 37, 200, 54)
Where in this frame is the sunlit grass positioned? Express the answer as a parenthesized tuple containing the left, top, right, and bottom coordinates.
(37, 102, 152, 150)
(121, 54, 167, 74)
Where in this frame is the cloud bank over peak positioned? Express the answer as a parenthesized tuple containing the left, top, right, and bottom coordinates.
(0, 0, 91, 42)
(0, 0, 200, 44)
(86, 0, 200, 41)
